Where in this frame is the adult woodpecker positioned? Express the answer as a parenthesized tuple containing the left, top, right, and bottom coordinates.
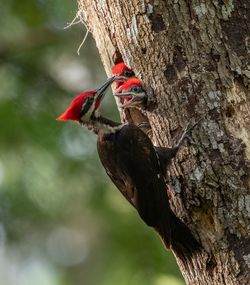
(57, 81, 200, 259)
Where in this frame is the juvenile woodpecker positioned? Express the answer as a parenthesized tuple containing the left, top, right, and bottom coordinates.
(111, 62, 135, 90)
(57, 83, 200, 259)
(112, 63, 152, 135)
(115, 77, 147, 109)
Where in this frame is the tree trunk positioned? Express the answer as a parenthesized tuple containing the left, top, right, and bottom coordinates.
(77, 1, 250, 284)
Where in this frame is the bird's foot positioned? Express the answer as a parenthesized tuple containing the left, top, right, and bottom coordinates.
(175, 118, 202, 147)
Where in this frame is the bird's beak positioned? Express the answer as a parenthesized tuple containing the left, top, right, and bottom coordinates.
(96, 76, 116, 101)
(115, 92, 146, 108)
(115, 92, 145, 98)
(114, 75, 127, 82)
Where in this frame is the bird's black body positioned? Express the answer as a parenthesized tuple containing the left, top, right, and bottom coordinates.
(57, 70, 200, 260)
(97, 124, 170, 227)
(97, 123, 199, 258)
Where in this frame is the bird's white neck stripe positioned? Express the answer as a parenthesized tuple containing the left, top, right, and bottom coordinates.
(93, 121, 124, 134)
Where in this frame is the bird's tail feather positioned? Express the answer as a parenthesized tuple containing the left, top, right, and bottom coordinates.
(157, 212, 201, 262)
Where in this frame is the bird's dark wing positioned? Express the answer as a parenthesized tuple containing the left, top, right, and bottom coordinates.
(96, 127, 137, 209)
(97, 124, 171, 227)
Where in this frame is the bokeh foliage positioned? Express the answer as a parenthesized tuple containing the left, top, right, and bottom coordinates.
(0, 1, 184, 284)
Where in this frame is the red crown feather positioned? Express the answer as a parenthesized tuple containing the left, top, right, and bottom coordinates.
(57, 91, 95, 122)
(111, 62, 131, 76)
(121, 78, 142, 92)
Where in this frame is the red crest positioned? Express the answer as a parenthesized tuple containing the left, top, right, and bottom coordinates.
(57, 91, 95, 122)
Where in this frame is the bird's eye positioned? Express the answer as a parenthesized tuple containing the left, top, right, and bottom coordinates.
(131, 86, 142, 93)
(123, 69, 134, 77)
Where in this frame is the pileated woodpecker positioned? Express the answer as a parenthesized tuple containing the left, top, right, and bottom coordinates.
(112, 63, 152, 136)
(115, 77, 147, 109)
(57, 78, 200, 260)
(111, 62, 135, 90)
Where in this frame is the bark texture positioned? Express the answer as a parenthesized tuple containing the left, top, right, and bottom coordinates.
(77, 1, 250, 284)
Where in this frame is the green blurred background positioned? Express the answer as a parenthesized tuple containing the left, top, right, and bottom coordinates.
(0, 1, 184, 284)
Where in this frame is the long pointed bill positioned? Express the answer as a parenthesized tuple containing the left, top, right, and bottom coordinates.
(96, 76, 116, 102)
(115, 92, 146, 98)
(113, 75, 128, 82)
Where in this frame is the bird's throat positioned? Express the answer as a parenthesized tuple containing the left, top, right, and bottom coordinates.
(84, 115, 122, 135)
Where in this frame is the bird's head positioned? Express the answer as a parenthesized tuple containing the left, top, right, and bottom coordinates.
(115, 78, 147, 109)
(111, 62, 135, 89)
(57, 76, 115, 123)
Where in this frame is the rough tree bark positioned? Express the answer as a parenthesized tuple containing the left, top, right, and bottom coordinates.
(77, 1, 250, 284)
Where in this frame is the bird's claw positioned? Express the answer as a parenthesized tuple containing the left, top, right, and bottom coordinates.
(175, 118, 202, 147)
